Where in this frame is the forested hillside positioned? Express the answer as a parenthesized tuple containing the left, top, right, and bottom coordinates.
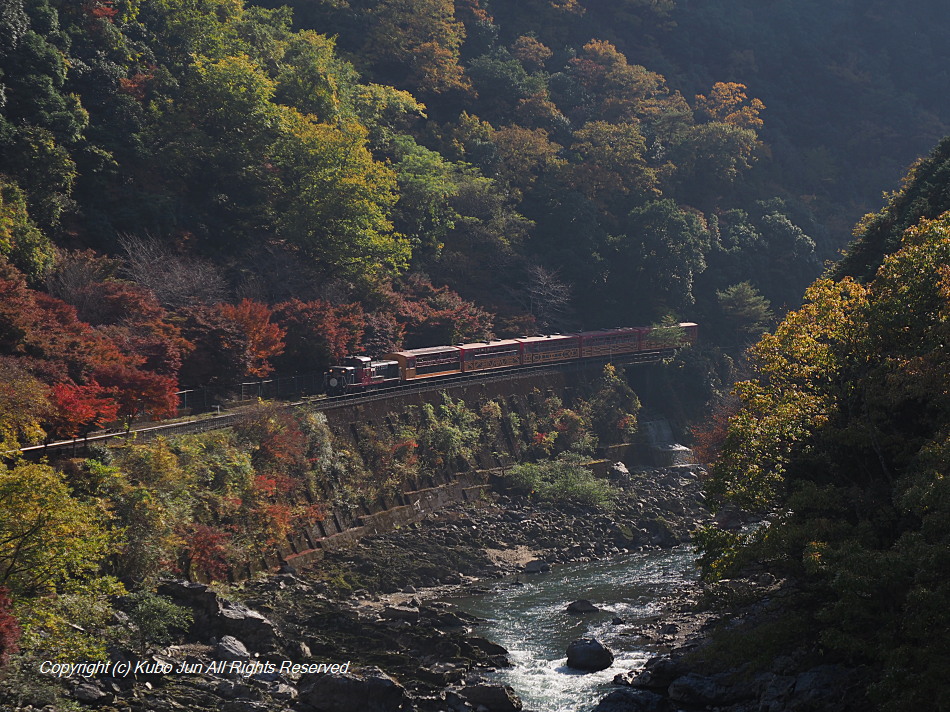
(701, 139, 950, 710)
(3, 0, 950, 703)
(3, 1, 945, 441)
(0, 0, 831, 445)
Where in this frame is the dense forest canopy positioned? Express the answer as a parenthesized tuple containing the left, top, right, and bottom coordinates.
(0, 0, 946, 443)
(2, 0, 950, 702)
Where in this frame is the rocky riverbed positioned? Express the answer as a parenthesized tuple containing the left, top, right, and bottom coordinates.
(13, 462, 785, 712)
(594, 575, 870, 712)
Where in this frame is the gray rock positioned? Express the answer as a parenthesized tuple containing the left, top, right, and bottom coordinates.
(74, 682, 112, 704)
(218, 602, 278, 649)
(524, 559, 550, 573)
(380, 605, 420, 622)
(627, 656, 685, 689)
(757, 673, 796, 712)
(607, 462, 633, 485)
(713, 504, 744, 530)
(297, 667, 407, 712)
(591, 688, 669, 712)
(216, 635, 251, 661)
(157, 580, 278, 651)
(272, 683, 298, 700)
(460, 683, 523, 711)
(432, 610, 469, 628)
(667, 673, 723, 705)
(788, 665, 853, 709)
(566, 638, 614, 672)
(215, 680, 251, 699)
(566, 599, 599, 614)
(221, 702, 270, 712)
(467, 636, 510, 660)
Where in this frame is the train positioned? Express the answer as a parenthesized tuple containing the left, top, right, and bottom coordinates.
(323, 323, 698, 395)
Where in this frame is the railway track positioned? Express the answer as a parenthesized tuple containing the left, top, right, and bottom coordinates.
(17, 349, 674, 458)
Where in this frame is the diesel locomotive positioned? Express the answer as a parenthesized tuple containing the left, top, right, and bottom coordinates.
(323, 323, 698, 395)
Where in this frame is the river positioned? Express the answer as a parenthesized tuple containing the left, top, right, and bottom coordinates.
(447, 546, 698, 712)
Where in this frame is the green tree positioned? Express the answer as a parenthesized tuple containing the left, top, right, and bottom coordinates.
(0, 179, 56, 281)
(271, 110, 408, 280)
(389, 135, 462, 256)
(418, 394, 481, 469)
(0, 462, 113, 596)
(610, 199, 710, 319)
(466, 49, 545, 119)
(671, 121, 759, 203)
(566, 39, 689, 130)
(0, 359, 49, 454)
(568, 120, 659, 204)
(361, 0, 469, 95)
(708, 277, 868, 511)
(837, 136, 950, 281)
(716, 281, 772, 344)
(123, 590, 193, 655)
(584, 364, 641, 444)
(702, 210, 950, 710)
(274, 31, 359, 123)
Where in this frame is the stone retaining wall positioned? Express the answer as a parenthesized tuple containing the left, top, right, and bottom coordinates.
(229, 470, 493, 581)
(226, 370, 688, 583)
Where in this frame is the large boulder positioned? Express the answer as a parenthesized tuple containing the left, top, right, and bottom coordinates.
(566, 599, 599, 614)
(624, 656, 684, 690)
(380, 604, 420, 623)
(73, 682, 113, 705)
(566, 638, 614, 672)
(591, 688, 669, 712)
(667, 673, 724, 705)
(216, 635, 251, 661)
(157, 580, 278, 651)
(606, 462, 633, 485)
(713, 504, 744, 530)
(460, 683, 523, 711)
(787, 665, 854, 710)
(217, 601, 279, 650)
(297, 667, 407, 712)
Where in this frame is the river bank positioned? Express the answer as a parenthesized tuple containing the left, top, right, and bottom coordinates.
(9, 461, 717, 712)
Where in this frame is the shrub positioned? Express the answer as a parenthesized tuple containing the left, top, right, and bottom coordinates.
(122, 591, 193, 655)
(505, 453, 616, 508)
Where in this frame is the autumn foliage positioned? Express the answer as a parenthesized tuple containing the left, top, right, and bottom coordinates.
(689, 395, 740, 465)
(272, 299, 365, 375)
(389, 275, 495, 348)
(216, 300, 286, 378)
(47, 381, 118, 438)
(0, 257, 186, 438)
(183, 525, 231, 582)
(0, 587, 19, 665)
